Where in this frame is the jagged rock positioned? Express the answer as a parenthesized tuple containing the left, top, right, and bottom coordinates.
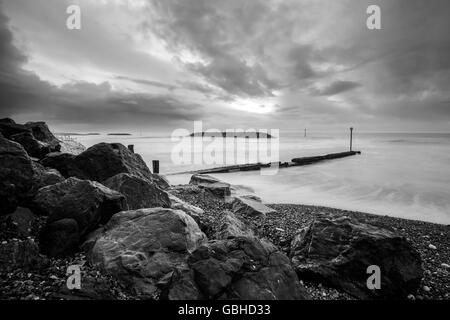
(10, 131, 52, 158)
(231, 196, 276, 218)
(188, 236, 309, 300)
(0, 118, 30, 139)
(216, 211, 255, 239)
(31, 162, 65, 191)
(0, 135, 34, 214)
(0, 118, 15, 124)
(0, 207, 38, 238)
(0, 238, 48, 271)
(103, 173, 170, 210)
(33, 177, 126, 256)
(289, 213, 423, 299)
(88, 208, 207, 299)
(189, 174, 231, 198)
(40, 143, 169, 189)
(39, 152, 80, 177)
(24, 121, 61, 151)
(169, 193, 204, 226)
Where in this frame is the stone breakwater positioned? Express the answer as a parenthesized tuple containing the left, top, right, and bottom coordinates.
(1, 118, 448, 300)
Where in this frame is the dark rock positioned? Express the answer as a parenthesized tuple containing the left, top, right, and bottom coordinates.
(24, 121, 61, 151)
(0, 118, 16, 124)
(74, 143, 168, 188)
(189, 174, 231, 198)
(88, 208, 207, 299)
(103, 173, 170, 210)
(33, 177, 126, 232)
(40, 218, 81, 257)
(159, 268, 202, 300)
(33, 177, 126, 256)
(40, 143, 169, 189)
(0, 238, 48, 271)
(0, 135, 34, 214)
(39, 152, 80, 177)
(0, 120, 30, 139)
(31, 162, 65, 191)
(216, 211, 255, 239)
(188, 236, 309, 300)
(10, 131, 52, 158)
(289, 213, 423, 299)
(231, 196, 275, 218)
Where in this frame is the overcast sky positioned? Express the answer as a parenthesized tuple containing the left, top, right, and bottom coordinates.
(0, 0, 449, 133)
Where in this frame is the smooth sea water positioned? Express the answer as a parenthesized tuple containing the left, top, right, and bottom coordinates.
(74, 132, 450, 225)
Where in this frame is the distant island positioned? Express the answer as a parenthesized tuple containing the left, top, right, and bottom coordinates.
(56, 132, 100, 136)
(107, 133, 132, 136)
(188, 132, 274, 138)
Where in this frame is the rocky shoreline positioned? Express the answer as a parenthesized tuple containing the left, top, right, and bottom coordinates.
(1, 118, 448, 300)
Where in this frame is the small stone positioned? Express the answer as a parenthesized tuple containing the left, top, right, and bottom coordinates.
(1, 241, 7, 245)
(407, 294, 415, 300)
(423, 286, 431, 292)
(428, 244, 437, 250)
(441, 263, 450, 269)
(49, 275, 58, 280)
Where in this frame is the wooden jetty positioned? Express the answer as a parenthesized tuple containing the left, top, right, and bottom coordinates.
(167, 150, 361, 175)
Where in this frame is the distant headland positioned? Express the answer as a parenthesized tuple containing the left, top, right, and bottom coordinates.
(107, 133, 132, 136)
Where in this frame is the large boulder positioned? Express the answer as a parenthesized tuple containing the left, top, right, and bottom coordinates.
(24, 121, 61, 151)
(103, 173, 170, 210)
(0, 135, 34, 214)
(87, 208, 207, 299)
(188, 236, 309, 300)
(40, 143, 169, 189)
(10, 131, 56, 159)
(189, 174, 231, 198)
(33, 177, 126, 256)
(39, 152, 80, 177)
(31, 162, 65, 191)
(231, 196, 276, 218)
(289, 213, 423, 299)
(0, 118, 30, 139)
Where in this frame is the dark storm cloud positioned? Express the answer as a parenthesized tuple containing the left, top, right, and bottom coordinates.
(147, 0, 282, 98)
(0, 3, 204, 129)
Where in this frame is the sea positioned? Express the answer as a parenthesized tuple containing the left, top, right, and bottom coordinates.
(72, 131, 450, 225)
